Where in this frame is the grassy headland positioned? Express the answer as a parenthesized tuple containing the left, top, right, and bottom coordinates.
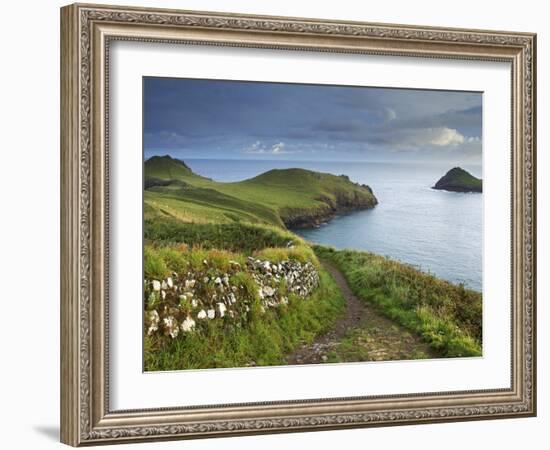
(143, 155, 482, 370)
(145, 155, 377, 228)
(144, 156, 376, 370)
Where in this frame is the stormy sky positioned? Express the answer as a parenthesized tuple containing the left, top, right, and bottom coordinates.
(144, 77, 482, 164)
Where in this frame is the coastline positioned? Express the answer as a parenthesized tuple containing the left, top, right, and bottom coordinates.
(283, 202, 376, 229)
(294, 215, 482, 294)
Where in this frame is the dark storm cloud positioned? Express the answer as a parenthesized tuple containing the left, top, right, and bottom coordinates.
(382, 105, 482, 135)
(144, 77, 482, 163)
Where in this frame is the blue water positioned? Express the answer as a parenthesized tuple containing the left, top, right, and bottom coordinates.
(184, 159, 482, 292)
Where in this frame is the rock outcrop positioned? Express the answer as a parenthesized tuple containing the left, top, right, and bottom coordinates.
(283, 186, 378, 229)
(432, 167, 482, 193)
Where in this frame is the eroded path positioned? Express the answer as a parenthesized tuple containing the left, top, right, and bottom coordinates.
(286, 261, 439, 365)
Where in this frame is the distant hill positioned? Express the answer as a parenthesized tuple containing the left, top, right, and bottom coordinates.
(144, 155, 378, 228)
(432, 167, 482, 193)
(144, 155, 195, 179)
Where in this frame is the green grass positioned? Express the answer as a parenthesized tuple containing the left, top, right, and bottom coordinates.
(144, 219, 301, 254)
(142, 155, 483, 368)
(144, 155, 377, 228)
(145, 185, 284, 227)
(315, 246, 482, 357)
(143, 245, 346, 371)
(254, 245, 319, 267)
(143, 155, 196, 179)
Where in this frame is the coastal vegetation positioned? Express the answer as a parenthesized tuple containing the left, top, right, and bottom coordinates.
(144, 242, 346, 371)
(145, 155, 377, 228)
(143, 155, 374, 370)
(143, 155, 483, 370)
(432, 167, 482, 193)
(315, 247, 482, 358)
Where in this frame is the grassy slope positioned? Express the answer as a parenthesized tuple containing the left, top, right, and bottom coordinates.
(143, 155, 196, 179)
(143, 157, 365, 369)
(144, 242, 346, 371)
(145, 219, 300, 254)
(143, 155, 482, 369)
(315, 246, 482, 357)
(144, 155, 377, 227)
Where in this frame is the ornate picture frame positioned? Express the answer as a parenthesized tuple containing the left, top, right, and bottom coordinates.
(60, 3, 536, 446)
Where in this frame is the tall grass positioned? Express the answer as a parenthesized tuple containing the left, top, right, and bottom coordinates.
(254, 245, 319, 268)
(315, 246, 482, 357)
(145, 220, 301, 253)
(143, 244, 346, 371)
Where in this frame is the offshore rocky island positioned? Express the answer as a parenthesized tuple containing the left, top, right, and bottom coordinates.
(432, 167, 482, 193)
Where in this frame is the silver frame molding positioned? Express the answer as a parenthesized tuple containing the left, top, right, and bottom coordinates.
(60, 3, 536, 446)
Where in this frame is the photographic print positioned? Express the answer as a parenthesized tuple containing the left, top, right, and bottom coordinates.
(61, 5, 536, 444)
(60, 4, 537, 446)
(143, 78, 483, 372)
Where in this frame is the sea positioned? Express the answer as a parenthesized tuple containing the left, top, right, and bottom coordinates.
(184, 159, 483, 292)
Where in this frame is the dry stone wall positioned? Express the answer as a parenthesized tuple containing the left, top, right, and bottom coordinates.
(144, 257, 320, 339)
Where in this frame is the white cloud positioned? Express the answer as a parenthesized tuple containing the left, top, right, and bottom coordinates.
(427, 127, 465, 146)
(384, 107, 397, 121)
(244, 141, 295, 155)
(248, 141, 262, 151)
(244, 141, 265, 153)
(271, 142, 285, 153)
(145, 130, 189, 148)
(387, 127, 466, 149)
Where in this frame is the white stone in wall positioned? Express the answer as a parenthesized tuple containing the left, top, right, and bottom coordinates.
(181, 316, 196, 332)
(163, 316, 179, 338)
(146, 310, 160, 335)
(263, 286, 275, 297)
